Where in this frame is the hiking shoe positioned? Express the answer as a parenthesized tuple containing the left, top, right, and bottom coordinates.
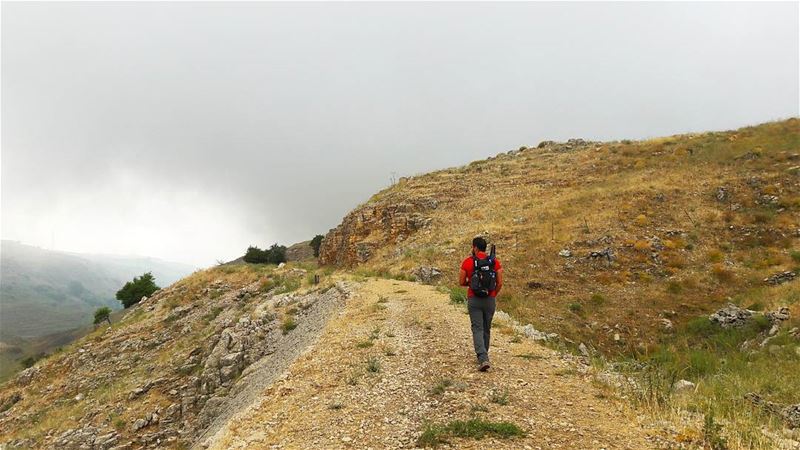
(479, 360, 491, 372)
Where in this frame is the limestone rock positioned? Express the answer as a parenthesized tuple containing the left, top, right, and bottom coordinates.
(709, 303, 754, 328)
(764, 271, 796, 285)
(411, 266, 442, 284)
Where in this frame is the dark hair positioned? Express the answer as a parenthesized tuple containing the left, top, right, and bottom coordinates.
(472, 237, 487, 252)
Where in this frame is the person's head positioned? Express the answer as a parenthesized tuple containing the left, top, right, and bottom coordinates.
(472, 237, 487, 253)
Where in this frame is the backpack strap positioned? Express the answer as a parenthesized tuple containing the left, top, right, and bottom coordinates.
(472, 251, 478, 270)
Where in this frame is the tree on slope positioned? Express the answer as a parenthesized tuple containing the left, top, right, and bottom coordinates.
(116, 272, 160, 308)
(309, 235, 324, 257)
(93, 306, 112, 326)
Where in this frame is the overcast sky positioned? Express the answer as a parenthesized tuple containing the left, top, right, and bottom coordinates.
(2, 2, 798, 267)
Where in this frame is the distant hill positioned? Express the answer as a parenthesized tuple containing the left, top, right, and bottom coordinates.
(0, 241, 195, 380)
(0, 240, 195, 340)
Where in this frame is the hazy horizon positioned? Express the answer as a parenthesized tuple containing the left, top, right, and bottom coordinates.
(2, 2, 798, 267)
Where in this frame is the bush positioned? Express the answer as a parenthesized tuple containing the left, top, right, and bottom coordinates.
(281, 316, 297, 334)
(243, 244, 287, 264)
(309, 235, 324, 257)
(116, 272, 160, 308)
(93, 306, 112, 325)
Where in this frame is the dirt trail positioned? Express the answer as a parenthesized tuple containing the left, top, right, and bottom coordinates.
(207, 278, 655, 449)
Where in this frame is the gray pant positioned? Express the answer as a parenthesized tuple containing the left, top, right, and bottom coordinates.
(467, 296, 496, 363)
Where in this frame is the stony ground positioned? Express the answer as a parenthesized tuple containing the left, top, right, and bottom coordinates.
(207, 278, 655, 449)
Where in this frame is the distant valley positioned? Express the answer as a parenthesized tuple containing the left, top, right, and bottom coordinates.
(0, 240, 195, 380)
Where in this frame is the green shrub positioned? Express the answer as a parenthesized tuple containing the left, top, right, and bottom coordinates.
(93, 306, 112, 325)
(568, 302, 582, 313)
(449, 288, 467, 304)
(244, 244, 287, 264)
(666, 280, 683, 294)
(686, 317, 717, 338)
(790, 250, 800, 263)
(116, 272, 160, 308)
(589, 293, 606, 307)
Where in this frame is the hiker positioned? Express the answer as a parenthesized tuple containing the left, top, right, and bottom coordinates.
(459, 237, 502, 371)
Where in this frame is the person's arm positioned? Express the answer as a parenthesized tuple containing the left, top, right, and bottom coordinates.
(459, 269, 469, 287)
(495, 268, 503, 296)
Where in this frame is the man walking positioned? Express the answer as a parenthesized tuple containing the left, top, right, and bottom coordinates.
(459, 237, 503, 371)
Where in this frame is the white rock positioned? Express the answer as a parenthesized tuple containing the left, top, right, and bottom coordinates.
(558, 249, 572, 257)
(673, 379, 696, 393)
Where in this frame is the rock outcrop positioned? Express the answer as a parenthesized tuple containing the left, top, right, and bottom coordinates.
(709, 303, 754, 328)
(319, 198, 441, 266)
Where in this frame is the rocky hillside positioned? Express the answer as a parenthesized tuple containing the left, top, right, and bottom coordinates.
(320, 119, 800, 353)
(0, 263, 350, 449)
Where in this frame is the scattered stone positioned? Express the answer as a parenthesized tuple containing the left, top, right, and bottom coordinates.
(558, 249, 572, 258)
(411, 266, 442, 284)
(588, 248, 614, 262)
(757, 194, 780, 205)
(673, 379, 696, 393)
(766, 307, 791, 324)
(764, 271, 797, 285)
(709, 303, 754, 328)
(578, 343, 590, 357)
(658, 318, 674, 331)
(132, 419, 148, 432)
(715, 186, 730, 202)
(16, 366, 39, 386)
(74, 393, 84, 401)
(746, 393, 800, 429)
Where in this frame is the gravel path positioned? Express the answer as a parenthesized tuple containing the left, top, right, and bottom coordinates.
(194, 282, 352, 448)
(207, 278, 655, 449)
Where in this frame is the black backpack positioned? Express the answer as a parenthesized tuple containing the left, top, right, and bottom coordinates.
(470, 244, 497, 298)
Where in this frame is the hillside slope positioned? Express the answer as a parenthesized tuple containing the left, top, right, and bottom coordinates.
(319, 119, 800, 353)
(0, 263, 350, 449)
